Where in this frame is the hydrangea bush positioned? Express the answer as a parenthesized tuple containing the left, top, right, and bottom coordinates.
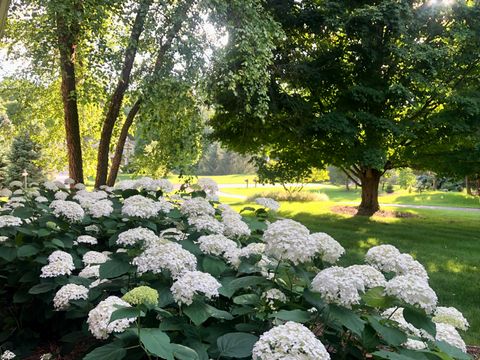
(0, 177, 472, 359)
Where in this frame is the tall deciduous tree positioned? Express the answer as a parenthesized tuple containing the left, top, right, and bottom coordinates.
(210, 0, 480, 215)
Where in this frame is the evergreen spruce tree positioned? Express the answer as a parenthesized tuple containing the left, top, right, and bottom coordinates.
(6, 134, 43, 185)
(0, 147, 8, 187)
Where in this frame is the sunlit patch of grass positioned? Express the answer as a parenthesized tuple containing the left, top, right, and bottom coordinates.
(358, 237, 380, 249)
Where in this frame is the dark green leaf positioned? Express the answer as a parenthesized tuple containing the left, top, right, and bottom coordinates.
(171, 344, 199, 360)
(368, 316, 407, 346)
(83, 342, 127, 360)
(330, 306, 365, 336)
(0, 247, 16, 261)
(17, 244, 39, 257)
(29, 282, 56, 294)
(139, 328, 173, 360)
(269, 309, 311, 323)
(217, 332, 258, 358)
(99, 258, 132, 279)
(403, 307, 436, 337)
(362, 287, 396, 309)
(109, 307, 142, 323)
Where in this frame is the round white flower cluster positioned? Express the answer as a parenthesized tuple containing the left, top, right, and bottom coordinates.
(365, 245, 428, 279)
(85, 224, 100, 234)
(117, 227, 159, 247)
(0, 236, 8, 243)
(0, 188, 12, 197)
(84, 199, 114, 218)
(78, 265, 100, 278)
(180, 197, 215, 217)
(121, 195, 172, 218)
(197, 177, 219, 193)
(132, 242, 197, 278)
(53, 283, 89, 310)
(384, 274, 437, 313)
(54, 191, 68, 200)
(239, 242, 266, 259)
(74, 235, 98, 246)
(221, 208, 251, 238)
(196, 234, 238, 257)
(263, 219, 319, 264)
(252, 322, 330, 360)
(309, 232, 345, 263)
(170, 270, 221, 305)
(188, 215, 225, 234)
(115, 177, 174, 193)
(49, 200, 85, 223)
(346, 265, 386, 288)
(87, 296, 136, 339)
(40, 250, 75, 278)
(262, 288, 287, 309)
(433, 306, 469, 331)
(0, 350, 16, 360)
(404, 339, 427, 350)
(35, 196, 48, 203)
(73, 190, 108, 206)
(43, 181, 59, 191)
(83, 251, 109, 265)
(435, 323, 467, 353)
(311, 266, 364, 308)
(0, 215, 22, 228)
(255, 197, 280, 211)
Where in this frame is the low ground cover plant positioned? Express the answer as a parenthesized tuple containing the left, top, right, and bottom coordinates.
(0, 178, 472, 359)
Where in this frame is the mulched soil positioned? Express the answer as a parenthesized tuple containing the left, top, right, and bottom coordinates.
(331, 205, 419, 218)
(468, 346, 480, 359)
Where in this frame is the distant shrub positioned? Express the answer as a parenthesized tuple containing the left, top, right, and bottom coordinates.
(247, 191, 329, 202)
(385, 184, 394, 194)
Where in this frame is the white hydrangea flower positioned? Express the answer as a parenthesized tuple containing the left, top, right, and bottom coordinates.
(384, 275, 437, 313)
(311, 266, 364, 308)
(196, 234, 239, 257)
(74, 183, 86, 190)
(188, 215, 224, 234)
(365, 245, 401, 272)
(0, 215, 22, 228)
(54, 191, 68, 200)
(170, 270, 221, 305)
(40, 250, 75, 278)
(78, 265, 100, 278)
(132, 242, 197, 278)
(121, 195, 171, 218)
(87, 296, 136, 339)
(35, 196, 48, 203)
(117, 227, 159, 247)
(74, 235, 98, 246)
(252, 322, 330, 360)
(197, 178, 219, 196)
(84, 199, 114, 218)
(346, 265, 387, 289)
(0, 350, 16, 360)
(239, 242, 266, 258)
(85, 224, 100, 234)
(9, 181, 23, 188)
(404, 339, 427, 350)
(263, 219, 320, 265)
(0, 188, 12, 197)
(64, 177, 75, 185)
(43, 181, 59, 191)
(49, 200, 85, 223)
(255, 197, 280, 211)
(53, 284, 89, 310)
(222, 214, 251, 238)
(433, 307, 469, 331)
(262, 288, 287, 309)
(73, 190, 108, 207)
(12, 190, 23, 196)
(395, 253, 429, 280)
(180, 197, 215, 217)
(435, 323, 467, 353)
(157, 179, 174, 193)
(0, 236, 8, 243)
(310, 232, 345, 263)
(53, 181, 66, 189)
(83, 251, 109, 265)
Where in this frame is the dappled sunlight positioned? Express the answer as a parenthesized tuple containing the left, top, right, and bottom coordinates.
(357, 237, 380, 249)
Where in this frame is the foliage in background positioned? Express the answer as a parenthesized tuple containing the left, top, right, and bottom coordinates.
(5, 134, 43, 184)
(210, 0, 480, 215)
(195, 142, 256, 176)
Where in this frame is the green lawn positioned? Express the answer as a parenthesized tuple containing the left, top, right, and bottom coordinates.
(223, 197, 480, 345)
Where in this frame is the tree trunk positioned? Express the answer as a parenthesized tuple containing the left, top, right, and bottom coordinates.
(345, 179, 350, 191)
(106, 99, 141, 186)
(357, 169, 382, 216)
(56, 8, 84, 183)
(465, 176, 472, 195)
(104, 0, 193, 186)
(95, 0, 152, 188)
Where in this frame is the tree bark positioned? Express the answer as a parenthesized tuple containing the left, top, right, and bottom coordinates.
(95, 0, 152, 188)
(465, 176, 472, 195)
(106, 99, 141, 186)
(357, 168, 382, 216)
(105, 0, 194, 186)
(56, 7, 84, 183)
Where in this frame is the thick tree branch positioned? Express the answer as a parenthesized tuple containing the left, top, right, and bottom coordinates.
(340, 166, 362, 187)
(95, 0, 152, 188)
